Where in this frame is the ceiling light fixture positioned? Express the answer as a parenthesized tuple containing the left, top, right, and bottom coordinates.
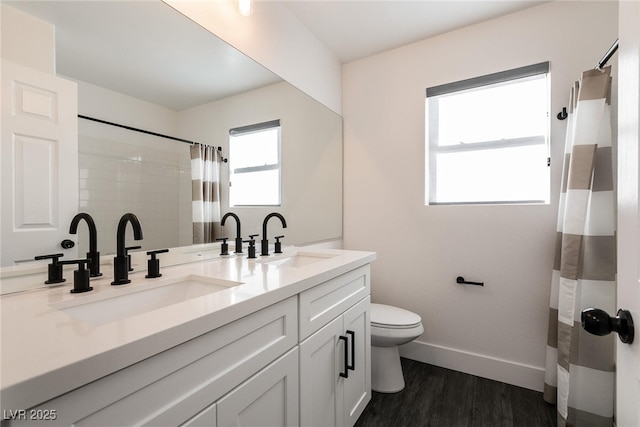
(237, 0, 252, 16)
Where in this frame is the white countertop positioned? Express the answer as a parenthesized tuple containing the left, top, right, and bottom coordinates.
(0, 247, 375, 412)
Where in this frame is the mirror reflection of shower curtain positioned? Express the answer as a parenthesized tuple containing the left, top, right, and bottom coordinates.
(543, 67, 616, 427)
(190, 144, 222, 244)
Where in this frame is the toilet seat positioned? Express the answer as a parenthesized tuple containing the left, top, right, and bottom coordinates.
(371, 303, 422, 329)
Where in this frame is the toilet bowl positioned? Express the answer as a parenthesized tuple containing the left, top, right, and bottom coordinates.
(370, 303, 423, 393)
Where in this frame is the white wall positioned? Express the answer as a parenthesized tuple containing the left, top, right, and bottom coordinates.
(343, 1, 618, 391)
(163, 0, 342, 116)
(75, 80, 180, 138)
(1, 4, 54, 74)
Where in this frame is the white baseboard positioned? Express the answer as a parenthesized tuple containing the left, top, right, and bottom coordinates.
(399, 340, 545, 392)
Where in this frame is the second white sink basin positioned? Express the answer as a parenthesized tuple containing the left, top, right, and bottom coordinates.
(51, 275, 242, 326)
(262, 251, 338, 268)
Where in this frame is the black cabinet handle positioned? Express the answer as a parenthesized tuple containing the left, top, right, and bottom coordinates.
(346, 330, 355, 372)
(339, 335, 349, 378)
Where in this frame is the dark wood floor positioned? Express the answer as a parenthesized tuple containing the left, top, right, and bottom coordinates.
(355, 358, 557, 427)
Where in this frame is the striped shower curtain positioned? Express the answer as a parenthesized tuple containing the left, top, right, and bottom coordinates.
(543, 67, 616, 427)
(190, 144, 221, 244)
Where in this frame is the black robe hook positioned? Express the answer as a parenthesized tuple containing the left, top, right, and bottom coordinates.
(557, 107, 568, 120)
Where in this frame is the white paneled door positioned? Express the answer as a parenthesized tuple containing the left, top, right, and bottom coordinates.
(1, 60, 78, 267)
(616, 2, 640, 426)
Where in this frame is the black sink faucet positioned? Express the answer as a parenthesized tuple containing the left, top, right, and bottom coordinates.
(111, 213, 143, 285)
(261, 213, 287, 256)
(221, 212, 243, 253)
(69, 213, 102, 277)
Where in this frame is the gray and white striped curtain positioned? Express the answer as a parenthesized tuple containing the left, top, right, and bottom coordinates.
(543, 67, 616, 427)
(190, 144, 221, 244)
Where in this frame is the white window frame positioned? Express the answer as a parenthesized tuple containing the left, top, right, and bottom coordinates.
(228, 119, 281, 207)
(426, 62, 550, 205)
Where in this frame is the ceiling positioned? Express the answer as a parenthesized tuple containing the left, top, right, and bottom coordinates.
(282, 1, 547, 63)
(5, 0, 281, 111)
(6, 0, 547, 111)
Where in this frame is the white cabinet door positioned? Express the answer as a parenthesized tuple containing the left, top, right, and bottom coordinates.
(299, 316, 344, 427)
(342, 297, 370, 427)
(299, 297, 371, 427)
(1, 60, 78, 266)
(217, 348, 299, 427)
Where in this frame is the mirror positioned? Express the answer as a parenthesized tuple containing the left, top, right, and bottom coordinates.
(4, 1, 343, 260)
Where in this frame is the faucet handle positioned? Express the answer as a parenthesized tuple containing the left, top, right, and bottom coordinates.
(35, 253, 64, 262)
(34, 253, 66, 284)
(145, 249, 169, 279)
(244, 235, 259, 259)
(59, 259, 92, 293)
(216, 238, 229, 256)
(274, 236, 285, 254)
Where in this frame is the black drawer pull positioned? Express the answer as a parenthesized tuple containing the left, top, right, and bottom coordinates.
(339, 335, 349, 378)
(346, 330, 355, 371)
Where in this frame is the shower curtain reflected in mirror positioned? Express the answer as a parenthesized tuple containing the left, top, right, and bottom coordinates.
(544, 67, 616, 427)
(191, 144, 222, 244)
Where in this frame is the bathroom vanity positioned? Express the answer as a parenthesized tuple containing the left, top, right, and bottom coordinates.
(0, 248, 375, 426)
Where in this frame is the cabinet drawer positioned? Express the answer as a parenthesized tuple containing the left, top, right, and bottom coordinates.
(299, 265, 370, 340)
(14, 297, 297, 427)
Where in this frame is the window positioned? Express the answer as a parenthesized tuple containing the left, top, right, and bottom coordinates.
(229, 120, 281, 206)
(426, 62, 550, 205)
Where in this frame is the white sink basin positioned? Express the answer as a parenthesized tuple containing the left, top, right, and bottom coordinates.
(51, 275, 241, 326)
(262, 251, 338, 268)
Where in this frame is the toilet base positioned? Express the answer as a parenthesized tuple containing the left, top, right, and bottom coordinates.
(371, 345, 405, 393)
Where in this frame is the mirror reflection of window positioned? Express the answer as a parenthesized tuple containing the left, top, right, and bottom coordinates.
(229, 120, 281, 206)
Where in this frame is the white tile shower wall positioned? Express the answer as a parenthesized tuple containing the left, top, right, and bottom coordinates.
(78, 119, 191, 257)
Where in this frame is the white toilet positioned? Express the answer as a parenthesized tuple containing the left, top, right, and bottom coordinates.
(370, 303, 424, 393)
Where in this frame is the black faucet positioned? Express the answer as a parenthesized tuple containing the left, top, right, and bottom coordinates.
(261, 213, 287, 256)
(69, 213, 102, 277)
(111, 213, 143, 285)
(221, 212, 243, 253)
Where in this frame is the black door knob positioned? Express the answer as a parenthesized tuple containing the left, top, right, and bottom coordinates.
(581, 308, 634, 344)
(60, 239, 75, 249)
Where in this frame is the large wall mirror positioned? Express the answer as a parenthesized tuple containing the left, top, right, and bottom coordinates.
(4, 1, 343, 261)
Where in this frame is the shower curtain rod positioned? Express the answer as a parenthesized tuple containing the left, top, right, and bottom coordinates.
(596, 38, 619, 70)
(78, 114, 227, 162)
(557, 39, 619, 121)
